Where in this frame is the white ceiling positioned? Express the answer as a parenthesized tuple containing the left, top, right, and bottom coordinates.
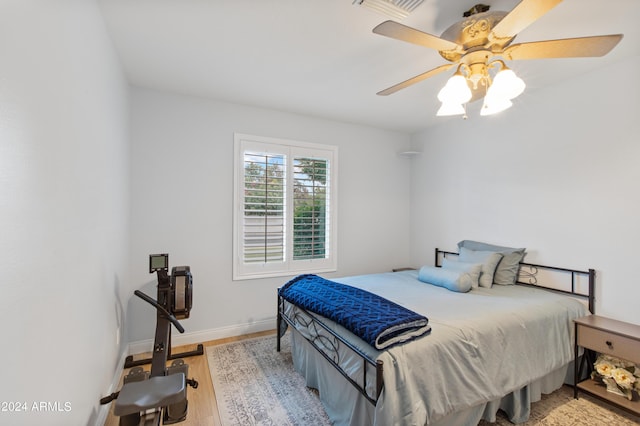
(98, 0, 640, 133)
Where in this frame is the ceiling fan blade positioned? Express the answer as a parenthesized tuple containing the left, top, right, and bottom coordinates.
(373, 20, 461, 52)
(489, 0, 563, 44)
(503, 35, 623, 60)
(377, 64, 454, 96)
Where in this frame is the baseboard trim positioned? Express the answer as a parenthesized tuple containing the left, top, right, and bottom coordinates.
(127, 317, 277, 355)
(93, 349, 129, 426)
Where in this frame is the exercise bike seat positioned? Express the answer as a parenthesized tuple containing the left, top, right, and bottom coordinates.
(114, 373, 186, 416)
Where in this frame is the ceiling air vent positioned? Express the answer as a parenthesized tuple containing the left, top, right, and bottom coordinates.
(353, 0, 425, 20)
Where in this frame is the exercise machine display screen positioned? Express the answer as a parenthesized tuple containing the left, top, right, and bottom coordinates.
(149, 253, 169, 273)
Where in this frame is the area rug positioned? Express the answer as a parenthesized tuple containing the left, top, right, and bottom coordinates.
(209, 333, 638, 426)
(479, 385, 639, 426)
(206, 333, 331, 426)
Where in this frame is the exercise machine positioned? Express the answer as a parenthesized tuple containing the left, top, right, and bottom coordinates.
(101, 254, 201, 425)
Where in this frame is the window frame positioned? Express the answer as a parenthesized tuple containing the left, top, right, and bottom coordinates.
(233, 133, 338, 280)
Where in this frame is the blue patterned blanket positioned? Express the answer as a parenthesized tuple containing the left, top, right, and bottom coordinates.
(279, 274, 430, 349)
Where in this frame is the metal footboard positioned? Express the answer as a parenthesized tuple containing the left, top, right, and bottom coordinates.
(277, 294, 383, 404)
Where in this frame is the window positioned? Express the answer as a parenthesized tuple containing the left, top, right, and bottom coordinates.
(233, 134, 337, 280)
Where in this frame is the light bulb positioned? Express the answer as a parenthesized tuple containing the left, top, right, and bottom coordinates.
(437, 102, 465, 116)
(480, 97, 512, 116)
(438, 74, 472, 104)
(489, 68, 525, 100)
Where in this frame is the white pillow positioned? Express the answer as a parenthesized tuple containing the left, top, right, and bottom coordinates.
(458, 247, 503, 288)
(441, 258, 482, 288)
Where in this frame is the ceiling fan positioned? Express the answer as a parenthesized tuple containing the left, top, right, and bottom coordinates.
(373, 0, 623, 116)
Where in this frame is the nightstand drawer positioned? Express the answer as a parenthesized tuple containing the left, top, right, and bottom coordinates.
(577, 325, 640, 364)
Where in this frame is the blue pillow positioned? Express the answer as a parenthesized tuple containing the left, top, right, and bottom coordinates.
(458, 240, 526, 285)
(418, 265, 472, 293)
(441, 258, 482, 288)
(458, 247, 503, 288)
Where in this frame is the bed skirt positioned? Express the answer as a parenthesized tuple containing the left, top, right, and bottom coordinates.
(289, 329, 571, 426)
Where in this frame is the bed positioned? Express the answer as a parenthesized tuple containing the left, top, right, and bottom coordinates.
(277, 245, 595, 425)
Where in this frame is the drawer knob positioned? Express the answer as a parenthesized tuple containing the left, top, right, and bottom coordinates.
(606, 340, 613, 348)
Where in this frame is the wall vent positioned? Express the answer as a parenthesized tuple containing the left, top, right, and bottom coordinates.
(353, 0, 425, 20)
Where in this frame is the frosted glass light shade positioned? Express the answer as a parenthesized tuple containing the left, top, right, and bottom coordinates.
(480, 97, 512, 116)
(488, 69, 525, 101)
(436, 102, 465, 116)
(437, 74, 472, 104)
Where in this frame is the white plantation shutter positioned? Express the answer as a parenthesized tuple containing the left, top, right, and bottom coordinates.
(242, 152, 286, 263)
(234, 134, 337, 280)
(292, 157, 330, 260)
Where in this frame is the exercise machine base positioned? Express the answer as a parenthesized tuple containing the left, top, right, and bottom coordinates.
(124, 344, 204, 369)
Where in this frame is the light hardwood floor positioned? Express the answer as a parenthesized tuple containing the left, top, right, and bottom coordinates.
(103, 330, 276, 426)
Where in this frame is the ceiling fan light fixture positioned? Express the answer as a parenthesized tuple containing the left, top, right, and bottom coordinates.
(487, 63, 526, 100)
(436, 102, 465, 116)
(480, 97, 513, 116)
(437, 72, 472, 104)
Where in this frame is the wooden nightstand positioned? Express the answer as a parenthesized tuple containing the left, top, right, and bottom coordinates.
(574, 315, 640, 416)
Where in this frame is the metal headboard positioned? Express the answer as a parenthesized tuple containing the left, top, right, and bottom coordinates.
(435, 248, 596, 314)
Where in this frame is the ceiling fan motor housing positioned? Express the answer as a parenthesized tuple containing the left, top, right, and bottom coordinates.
(439, 11, 512, 62)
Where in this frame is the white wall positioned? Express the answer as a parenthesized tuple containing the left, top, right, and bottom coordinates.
(409, 55, 640, 325)
(128, 88, 412, 345)
(0, 1, 129, 425)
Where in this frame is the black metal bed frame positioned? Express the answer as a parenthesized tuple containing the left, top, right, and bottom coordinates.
(276, 248, 596, 406)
